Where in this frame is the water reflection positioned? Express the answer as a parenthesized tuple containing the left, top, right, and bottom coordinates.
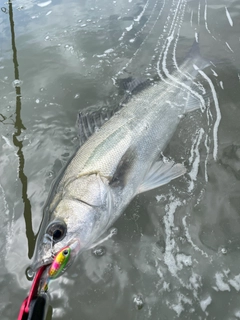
(8, 0, 35, 258)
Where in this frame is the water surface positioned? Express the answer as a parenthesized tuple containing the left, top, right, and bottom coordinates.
(0, 0, 240, 319)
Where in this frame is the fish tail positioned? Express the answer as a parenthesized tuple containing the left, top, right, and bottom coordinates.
(186, 35, 210, 74)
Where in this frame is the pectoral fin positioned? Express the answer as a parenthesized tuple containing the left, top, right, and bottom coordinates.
(137, 160, 186, 194)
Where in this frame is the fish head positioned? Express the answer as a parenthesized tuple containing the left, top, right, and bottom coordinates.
(32, 174, 112, 275)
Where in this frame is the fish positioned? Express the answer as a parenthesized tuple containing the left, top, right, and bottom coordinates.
(32, 39, 209, 276)
(42, 247, 71, 292)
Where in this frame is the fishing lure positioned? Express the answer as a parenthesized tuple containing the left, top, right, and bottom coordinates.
(42, 247, 71, 292)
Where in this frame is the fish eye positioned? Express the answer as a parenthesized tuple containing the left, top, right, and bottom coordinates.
(46, 221, 67, 243)
(63, 249, 69, 256)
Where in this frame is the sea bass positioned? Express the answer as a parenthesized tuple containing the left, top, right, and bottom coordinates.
(32, 40, 208, 274)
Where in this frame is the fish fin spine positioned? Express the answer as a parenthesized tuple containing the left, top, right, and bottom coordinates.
(137, 160, 186, 194)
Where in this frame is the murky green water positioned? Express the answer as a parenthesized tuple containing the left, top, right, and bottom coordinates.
(0, 0, 240, 319)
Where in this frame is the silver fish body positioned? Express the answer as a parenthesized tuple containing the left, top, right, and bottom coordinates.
(32, 42, 207, 271)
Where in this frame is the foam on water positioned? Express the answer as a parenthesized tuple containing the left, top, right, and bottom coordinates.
(0, 182, 15, 255)
(182, 216, 208, 258)
(204, 133, 210, 182)
(134, 0, 149, 22)
(169, 292, 192, 317)
(197, 69, 221, 161)
(188, 128, 204, 192)
(0, 182, 9, 216)
(200, 295, 212, 312)
(228, 275, 240, 291)
(225, 6, 233, 27)
(37, 1, 52, 8)
(214, 272, 230, 291)
(163, 198, 181, 277)
(204, 1, 217, 40)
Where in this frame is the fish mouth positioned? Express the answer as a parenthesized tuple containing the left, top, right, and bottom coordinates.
(31, 257, 53, 273)
(31, 238, 81, 272)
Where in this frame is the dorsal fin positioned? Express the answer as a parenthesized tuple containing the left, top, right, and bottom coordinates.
(117, 77, 152, 96)
(76, 103, 122, 146)
(76, 78, 153, 146)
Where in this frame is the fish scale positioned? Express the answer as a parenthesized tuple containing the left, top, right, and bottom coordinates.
(32, 39, 209, 275)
